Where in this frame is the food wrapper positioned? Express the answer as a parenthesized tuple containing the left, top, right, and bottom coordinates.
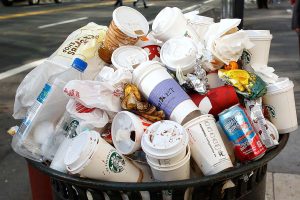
(244, 98, 279, 148)
(218, 69, 267, 99)
(121, 84, 165, 122)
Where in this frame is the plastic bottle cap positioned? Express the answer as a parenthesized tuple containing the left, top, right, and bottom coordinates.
(72, 58, 88, 72)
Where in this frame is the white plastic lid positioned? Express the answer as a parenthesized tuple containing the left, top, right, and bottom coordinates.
(160, 37, 197, 74)
(152, 7, 182, 35)
(111, 46, 149, 71)
(64, 131, 100, 174)
(132, 61, 166, 86)
(111, 111, 144, 155)
(245, 30, 272, 40)
(141, 120, 189, 159)
(113, 6, 149, 38)
(266, 77, 294, 94)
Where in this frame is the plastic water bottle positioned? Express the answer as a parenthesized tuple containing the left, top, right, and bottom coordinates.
(11, 58, 87, 162)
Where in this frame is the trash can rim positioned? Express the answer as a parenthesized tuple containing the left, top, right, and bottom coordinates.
(26, 134, 289, 191)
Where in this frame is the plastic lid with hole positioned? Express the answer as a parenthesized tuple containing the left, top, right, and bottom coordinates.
(141, 120, 189, 159)
(160, 37, 197, 74)
(111, 46, 149, 71)
(113, 6, 149, 38)
(265, 77, 294, 94)
(111, 111, 145, 155)
(64, 131, 99, 174)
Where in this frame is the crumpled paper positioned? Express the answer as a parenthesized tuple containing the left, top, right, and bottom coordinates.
(213, 30, 254, 65)
(251, 63, 279, 84)
(121, 83, 165, 122)
(64, 67, 132, 113)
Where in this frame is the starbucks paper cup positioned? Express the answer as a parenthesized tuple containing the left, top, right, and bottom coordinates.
(112, 111, 152, 155)
(64, 130, 142, 182)
(111, 46, 149, 71)
(245, 30, 272, 66)
(98, 6, 149, 63)
(183, 114, 233, 175)
(160, 37, 198, 75)
(147, 145, 191, 181)
(133, 61, 199, 124)
(141, 120, 189, 167)
(263, 77, 298, 133)
(152, 7, 200, 42)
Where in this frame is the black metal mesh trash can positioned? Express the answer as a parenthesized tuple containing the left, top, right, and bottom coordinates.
(27, 134, 289, 200)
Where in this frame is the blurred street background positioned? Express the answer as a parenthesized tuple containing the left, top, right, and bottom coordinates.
(0, 0, 299, 199)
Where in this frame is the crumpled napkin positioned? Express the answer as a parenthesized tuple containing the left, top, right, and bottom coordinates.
(214, 30, 254, 64)
(251, 64, 279, 84)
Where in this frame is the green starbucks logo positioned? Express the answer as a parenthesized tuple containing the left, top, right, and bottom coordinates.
(107, 151, 125, 173)
(265, 105, 276, 118)
(241, 50, 251, 66)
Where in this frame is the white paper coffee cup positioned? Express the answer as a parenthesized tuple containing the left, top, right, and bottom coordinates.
(160, 37, 198, 75)
(183, 114, 233, 175)
(133, 61, 199, 124)
(141, 120, 189, 167)
(64, 130, 142, 182)
(112, 111, 152, 155)
(111, 46, 149, 71)
(152, 7, 200, 42)
(245, 30, 272, 66)
(263, 77, 298, 133)
(147, 145, 191, 181)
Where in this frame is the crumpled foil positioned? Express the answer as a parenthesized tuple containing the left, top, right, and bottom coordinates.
(176, 58, 209, 94)
(121, 83, 165, 122)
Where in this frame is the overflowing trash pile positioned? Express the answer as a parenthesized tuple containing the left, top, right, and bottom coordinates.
(10, 6, 298, 184)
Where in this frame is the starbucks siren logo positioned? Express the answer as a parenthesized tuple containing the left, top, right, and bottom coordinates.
(107, 150, 125, 173)
(265, 105, 276, 118)
(241, 50, 252, 66)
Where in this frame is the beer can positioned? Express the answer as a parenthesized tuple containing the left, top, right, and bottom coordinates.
(218, 104, 266, 162)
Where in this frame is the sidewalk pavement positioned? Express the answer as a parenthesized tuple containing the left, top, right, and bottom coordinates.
(244, 1, 300, 200)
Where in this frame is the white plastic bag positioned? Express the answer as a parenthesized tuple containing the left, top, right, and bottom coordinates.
(64, 67, 132, 113)
(13, 60, 67, 119)
(13, 22, 108, 119)
(66, 99, 109, 131)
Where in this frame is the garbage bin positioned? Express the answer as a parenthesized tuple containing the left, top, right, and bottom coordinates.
(27, 133, 289, 200)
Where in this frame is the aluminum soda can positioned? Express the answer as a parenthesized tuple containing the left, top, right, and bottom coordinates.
(218, 104, 266, 162)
